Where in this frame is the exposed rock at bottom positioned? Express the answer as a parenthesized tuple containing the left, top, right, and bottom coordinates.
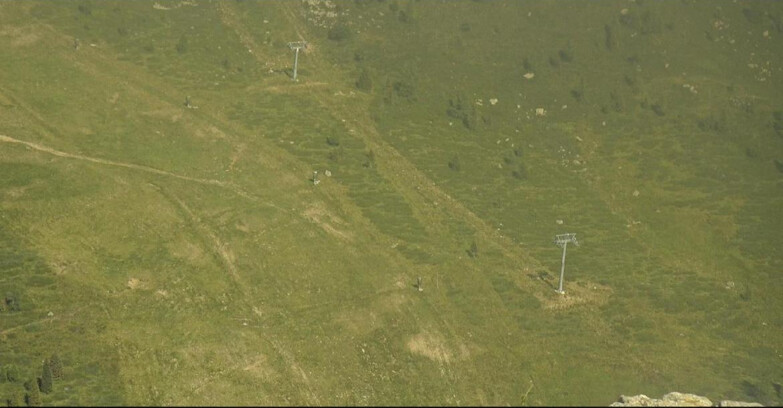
(717, 401, 764, 407)
(610, 392, 763, 407)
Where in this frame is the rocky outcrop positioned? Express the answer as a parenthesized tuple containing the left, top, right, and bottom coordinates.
(610, 392, 763, 407)
(716, 402, 764, 407)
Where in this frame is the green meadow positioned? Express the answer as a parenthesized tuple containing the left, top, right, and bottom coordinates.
(0, 0, 781, 405)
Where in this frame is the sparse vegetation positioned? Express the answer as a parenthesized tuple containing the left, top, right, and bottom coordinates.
(0, 1, 780, 406)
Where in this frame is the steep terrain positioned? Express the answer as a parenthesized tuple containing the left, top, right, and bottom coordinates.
(0, 1, 781, 405)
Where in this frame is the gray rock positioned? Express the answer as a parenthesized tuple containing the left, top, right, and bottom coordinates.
(718, 401, 764, 407)
(611, 392, 761, 407)
(611, 394, 655, 406)
(661, 392, 712, 406)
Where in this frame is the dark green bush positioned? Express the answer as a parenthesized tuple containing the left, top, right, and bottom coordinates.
(77, 3, 92, 15)
(558, 48, 573, 62)
(448, 156, 460, 171)
(6, 387, 25, 407)
(327, 25, 352, 41)
(467, 241, 478, 258)
(4, 365, 20, 383)
(392, 81, 414, 99)
(175, 35, 188, 54)
(49, 354, 63, 380)
(356, 68, 373, 92)
(774, 159, 783, 174)
(39, 361, 53, 394)
(570, 88, 583, 102)
(363, 150, 375, 168)
(462, 111, 476, 131)
(604, 24, 615, 50)
(512, 164, 527, 180)
(25, 379, 42, 407)
(5, 293, 20, 312)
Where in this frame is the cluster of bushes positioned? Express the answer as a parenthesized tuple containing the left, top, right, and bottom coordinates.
(640, 99, 665, 117)
(2, 354, 63, 407)
(392, 80, 415, 101)
(387, 1, 415, 24)
(501, 147, 527, 181)
(325, 136, 344, 163)
(379, 78, 416, 105)
(618, 9, 663, 35)
(548, 46, 574, 68)
(446, 95, 476, 131)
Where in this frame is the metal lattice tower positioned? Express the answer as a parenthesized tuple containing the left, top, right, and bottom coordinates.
(553, 233, 579, 294)
(287, 41, 307, 81)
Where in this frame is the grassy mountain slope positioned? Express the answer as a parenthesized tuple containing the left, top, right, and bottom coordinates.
(1, 0, 781, 405)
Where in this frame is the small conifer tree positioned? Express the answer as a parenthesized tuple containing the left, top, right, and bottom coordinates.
(39, 361, 53, 394)
(5, 365, 20, 383)
(25, 379, 42, 407)
(7, 387, 25, 407)
(49, 354, 63, 380)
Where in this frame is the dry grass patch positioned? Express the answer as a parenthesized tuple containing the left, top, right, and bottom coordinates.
(535, 280, 613, 311)
(126, 277, 145, 290)
(303, 203, 353, 241)
(406, 330, 470, 364)
(0, 25, 41, 47)
(166, 237, 209, 267)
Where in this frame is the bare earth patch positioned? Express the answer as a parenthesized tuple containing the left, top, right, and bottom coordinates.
(127, 277, 146, 290)
(0, 25, 40, 47)
(535, 280, 612, 311)
(242, 354, 275, 381)
(407, 330, 469, 364)
(167, 238, 208, 267)
(303, 204, 353, 241)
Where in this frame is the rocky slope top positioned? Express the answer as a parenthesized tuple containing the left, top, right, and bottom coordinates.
(610, 392, 763, 407)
